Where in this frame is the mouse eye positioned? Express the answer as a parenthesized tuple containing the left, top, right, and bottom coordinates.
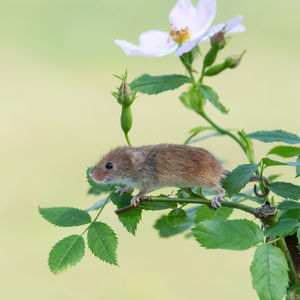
(105, 162, 113, 169)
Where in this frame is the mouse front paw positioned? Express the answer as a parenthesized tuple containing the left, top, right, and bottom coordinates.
(130, 196, 141, 207)
(115, 186, 133, 196)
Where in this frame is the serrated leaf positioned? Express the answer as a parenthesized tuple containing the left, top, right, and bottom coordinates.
(86, 167, 115, 195)
(264, 218, 299, 237)
(198, 85, 228, 113)
(222, 164, 258, 197)
(194, 205, 233, 223)
(250, 245, 289, 300)
(130, 74, 192, 95)
(48, 235, 85, 274)
(268, 174, 281, 182)
(111, 192, 141, 235)
(287, 283, 300, 300)
(297, 227, 300, 252)
(87, 222, 118, 265)
(154, 205, 200, 237)
(39, 207, 91, 227)
(296, 155, 300, 178)
(167, 208, 187, 227)
(179, 85, 205, 113)
(189, 126, 214, 134)
(262, 157, 300, 168)
(278, 200, 300, 214)
(192, 219, 263, 250)
(269, 182, 300, 200)
(85, 198, 110, 212)
(246, 130, 300, 144)
(280, 208, 300, 222)
(268, 145, 300, 158)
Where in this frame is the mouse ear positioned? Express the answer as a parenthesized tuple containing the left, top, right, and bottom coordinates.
(130, 150, 144, 165)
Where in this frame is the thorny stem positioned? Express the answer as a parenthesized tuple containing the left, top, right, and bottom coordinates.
(115, 196, 255, 216)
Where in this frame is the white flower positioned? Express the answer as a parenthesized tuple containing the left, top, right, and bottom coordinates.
(114, 0, 245, 57)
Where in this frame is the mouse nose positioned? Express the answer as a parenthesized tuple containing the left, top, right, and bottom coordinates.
(90, 167, 106, 182)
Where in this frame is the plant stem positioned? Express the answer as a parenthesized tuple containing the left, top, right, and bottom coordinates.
(81, 193, 112, 236)
(124, 132, 132, 146)
(277, 238, 299, 285)
(115, 196, 255, 216)
(199, 110, 250, 158)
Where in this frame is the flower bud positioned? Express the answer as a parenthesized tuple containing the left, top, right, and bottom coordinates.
(117, 81, 133, 106)
(112, 71, 136, 106)
(121, 106, 133, 134)
(210, 31, 226, 49)
(203, 47, 218, 68)
(225, 50, 246, 69)
(204, 62, 227, 76)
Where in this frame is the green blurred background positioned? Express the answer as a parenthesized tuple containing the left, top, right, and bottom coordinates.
(1, 0, 300, 299)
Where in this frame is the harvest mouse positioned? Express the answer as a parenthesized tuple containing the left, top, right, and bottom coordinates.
(90, 144, 228, 208)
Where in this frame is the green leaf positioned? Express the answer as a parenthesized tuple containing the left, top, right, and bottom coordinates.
(268, 145, 300, 158)
(262, 157, 300, 168)
(39, 207, 91, 227)
(86, 167, 115, 195)
(297, 227, 300, 252)
(48, 235, 85, 274)
(222, 164, 258, 197)
(111, 192, 142, 235)
(154, 205, 200, 237)
(296, 155, 300, 178)
(87, 222, 118, 266)
(188, 126, 214, 134)
(269, 182, 300, 200)
(264, 218, 299, 237)
(280, 208, 300, 222)
(287, 283, 300, 300)
(192, 219, 263, 250)
(85, 198, 110, 212)
(246, 130, 300, 144)
(179, 85, 205, 113)
(167, 208, 187, 227)
(277, 200, 300, 214)
(130, 74, 192, 95)
(194, 205, 233, 223)
(250, 245, 289, 300)
(198, 85, 228, 113)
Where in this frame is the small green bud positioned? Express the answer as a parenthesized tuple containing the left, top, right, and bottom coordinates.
(203, 47, 218, 68)
(225, 50, 246, 69)
(210, 31, 226, 49)
(121, 106, 132, 134)
(118, 81, 133, 106)
(204, 62, 227, 76)
(112, 71, 136, 106)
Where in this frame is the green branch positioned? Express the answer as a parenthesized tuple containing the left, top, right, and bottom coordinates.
(115, 195, 255, 216)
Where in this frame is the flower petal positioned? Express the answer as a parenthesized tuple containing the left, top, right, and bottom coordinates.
(169, 0, 216, 37)
(175, 23, 223, 56)
(194, 0, 217, 35)
(115, 30, 177, 57)
(169, 0, 197, 32)
(224, 15, 245, 32)
(175, 15, 245, 56)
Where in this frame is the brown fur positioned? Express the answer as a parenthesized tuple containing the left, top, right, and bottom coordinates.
(91, 144, 222, 193)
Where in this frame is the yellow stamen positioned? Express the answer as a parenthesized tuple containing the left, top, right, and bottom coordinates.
(169, 27, 191, 43)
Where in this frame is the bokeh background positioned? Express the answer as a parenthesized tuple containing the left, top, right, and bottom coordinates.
(1, 0, 300, 299)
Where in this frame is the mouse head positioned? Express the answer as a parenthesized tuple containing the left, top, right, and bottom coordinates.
(90, 146, 144, 185)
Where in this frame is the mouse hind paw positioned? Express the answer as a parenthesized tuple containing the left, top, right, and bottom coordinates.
(211, 187, 225, 208)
